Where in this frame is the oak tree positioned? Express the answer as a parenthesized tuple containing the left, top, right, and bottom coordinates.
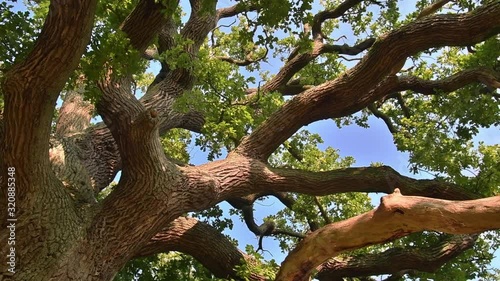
(1, 0, 500, 280)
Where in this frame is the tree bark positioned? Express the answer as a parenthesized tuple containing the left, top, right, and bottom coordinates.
(1, 0, 98, 280)
(1, 1, 499, 280)
(275, 190, 500, 281)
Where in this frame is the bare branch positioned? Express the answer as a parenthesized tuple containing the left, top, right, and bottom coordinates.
(312, 0, 364, 40)
(276, 189, 500, 281)
(217, 3, 260, 19)
(368, 104, 397, 134)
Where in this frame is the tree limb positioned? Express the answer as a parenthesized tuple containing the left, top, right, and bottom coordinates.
(368, 104, 397, 134)
(233, 3, 500, 160)
(312, 0, 364, 40)
(135, 217, 266, 281)
(120, 0, 179, 52)
(1, 0, 99, 278)
(396, 68, 500, 95)
(180, 155, 476, 214)
(227, 193, 307, 248)
(315, 234, 477, 280)
(368, 67, 499, 134)
(55, 91, 94, 138)
(96, 76, 161, 170)
(276, 189, 500, 281)
(314, 196, 332, 224)
(2, 0, 98, 197)
(217, 3, 260, 19)
(417, 0, 452, 19)
(261, 38, 375, 94)
(321, 38, 376, 55)
(394, 93, 411, 118)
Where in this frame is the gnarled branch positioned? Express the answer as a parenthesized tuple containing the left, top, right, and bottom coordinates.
(179, 155, 476, 215)
(120, 0, 178, 52)
(276, 189, 500, 281)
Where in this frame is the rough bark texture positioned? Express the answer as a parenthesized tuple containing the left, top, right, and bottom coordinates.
(1, 0, 99, 280)
(315, 234, 477, 280)
(136, 217, 266, 281)
(275, 190, 500, 281)
(1, 1, 499, 281)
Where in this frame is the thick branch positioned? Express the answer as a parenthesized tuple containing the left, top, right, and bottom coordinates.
(2, 0, 98, 197)
(179, 156, 476, 214)
(138, 0, 219, 132)
(95, 76, 172, 183)
(50, 91, 97, 202)
(79, 125, 121, 191)
(55, 91, 94, 138)
(1, 1, 98, 278)
(234, 3, 500, 160)
(217, 3, 259, 19)
(75, 0, 205, 190)
(120, 0, 179, 52)
(276, 189, 500, 281)
(135, 217, 265, 281)
(316, 234, 477, 280)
